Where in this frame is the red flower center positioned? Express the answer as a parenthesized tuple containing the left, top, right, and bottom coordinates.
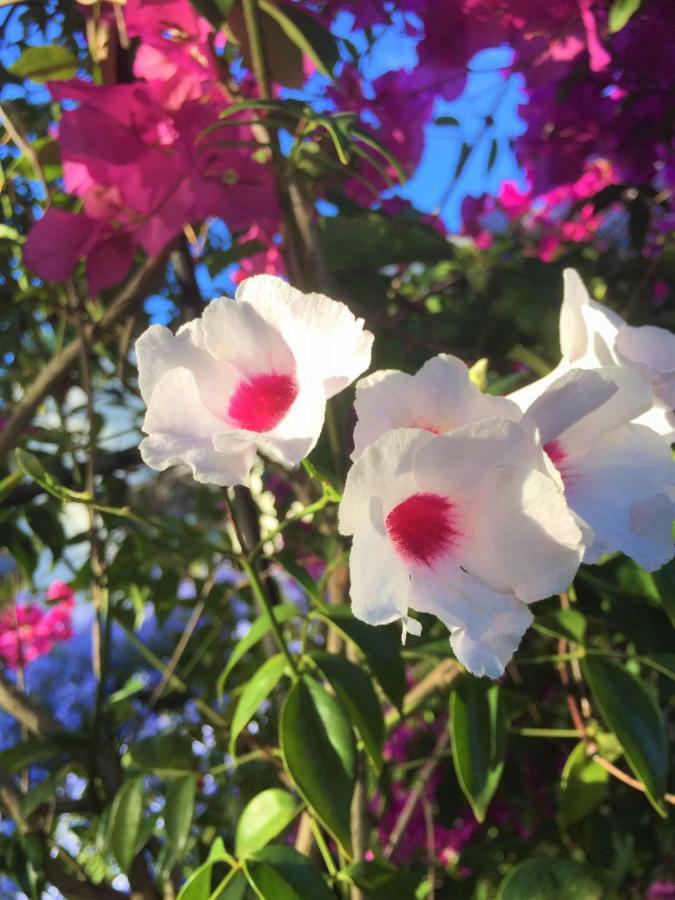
(385, 492, 459, 566)
(228, 372, 298, 433)
(543, 439, 576, 489)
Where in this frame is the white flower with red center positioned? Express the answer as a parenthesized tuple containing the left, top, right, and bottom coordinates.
(522, 367, 675, 571)
(136, 275, 373, 485)
(351, 354, 520, 458)
(510, 269, 675, 441)
(339, 420, 584, 679)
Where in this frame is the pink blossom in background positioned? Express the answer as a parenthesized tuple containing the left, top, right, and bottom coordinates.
(0, 585, 74, 669)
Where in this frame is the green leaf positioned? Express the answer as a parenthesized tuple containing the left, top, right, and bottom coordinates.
(128, 734, 195, 774)
(581, 657, 668, 815)
(165, 776, 197, 861)
(229, 654, 287, 754)
(559, 742, 609, 828)
(217, 603, 298, 696)
(497, 857, 604, 899)
(10, 45, 80, 82)
(15, 449, 90, 504)
(487, 138, 499, 172)
(316, 605, 406, 709)
(190, 0, 237, 28)
(652, 558, 675, 628)
(341, 860, 424, 899)
(275, 552, 326, 609)
(434, 115, 460, 127)
(609, 0, 642, 32)
(257, 1, 338, 79)
(536, 609, 586, 643)
(235, 788, 299, 857)
(177, 837, 231, 900)
(318, 212, 450, 277)
(108, 776, 144, 873)
(311, 651, 385, 773)
(280, 675, 355, 852)
(243, 844, 335, 900)
(450, 676, 506, 822)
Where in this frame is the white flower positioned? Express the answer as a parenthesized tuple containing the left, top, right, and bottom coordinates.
(510, 269, 675, 440)
(339, 420, 584, 679)
(522, 367, 675, 571)
(351, 354, 520, 458)
(136, 275, 373, 485)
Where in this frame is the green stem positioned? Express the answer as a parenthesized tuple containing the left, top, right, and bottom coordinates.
(509, 727, 580, 739)
(250, 494, 332, 559)
(239, 556, 299, 680)
(242, 0, 271, 98)
(309, 817, 337, 877)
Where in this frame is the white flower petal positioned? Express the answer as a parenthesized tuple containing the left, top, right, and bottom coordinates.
(523, 368, 619, 446)
(339, 428, 430, 536)
(413, 417, 545, 502)
(141, 367, 255, 485)
(508, 361, 569, 412)
(560, 268, 592, 362)
(458, 464, 583, 603)
(410, 565, 532, 679)
(352, 354, 520, 458)
(348, 519, 410, 626)
(616, 324, 675, 381)
(202, 295, 296, 377)
(135, 320, 221, 404)
(566, 423, 675, 570)
(634, 402, 675, 442)
(236, 275, 373, 397)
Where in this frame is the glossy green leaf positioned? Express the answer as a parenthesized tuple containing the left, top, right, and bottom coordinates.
(311, 651, 385, 773)
(229, 654, 287, 754)
(10, 45, 80, 82)
(609, 0, 642, 32)
(258, 1, 338, 79)
(217, 603, 298, 697)
(497, 857, 603, 899)
(108, 776, 144, 873)
(176, 837, 230, 900)
(316, 605, 406, 709)
(341, 860, 424, 899)
(280, 675, 355, 852)
(559, 741, 609, 828)
(235, 788, 299, 857)
(243, 844, 334, 900)
(450, 676, 506, 822)
(582, 657, 668, 815)
(165, 776, 197, 860)
(128, 734, 194, 774)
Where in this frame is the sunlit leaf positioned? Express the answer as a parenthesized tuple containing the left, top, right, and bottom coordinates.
(235, 788, 300, 857)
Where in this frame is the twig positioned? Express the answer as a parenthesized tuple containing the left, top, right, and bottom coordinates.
(383, 726, 450, 860)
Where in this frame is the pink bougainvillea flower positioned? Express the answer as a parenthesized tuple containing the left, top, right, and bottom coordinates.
(136, 275, 373, 485)
(339, 421, 583, 678)
(0, 590, 74, 670)
(351, 354, 520, 459)
(523, 367, 674, 571)
(510, 269, 675, 441)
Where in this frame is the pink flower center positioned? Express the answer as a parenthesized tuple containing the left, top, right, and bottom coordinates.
(385, 492, 459, 566)
(228, 372, 298, 433)
(544, 439, 576, 488)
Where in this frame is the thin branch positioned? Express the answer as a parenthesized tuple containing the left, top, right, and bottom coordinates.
(0, 251, 167, 461)
(383, 726, 450, 860)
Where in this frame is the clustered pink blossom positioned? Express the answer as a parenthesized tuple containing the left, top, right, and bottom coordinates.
(24, 0, 279, 294)
(0, 582, 75, 669)
(462, 161, 619, 260)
